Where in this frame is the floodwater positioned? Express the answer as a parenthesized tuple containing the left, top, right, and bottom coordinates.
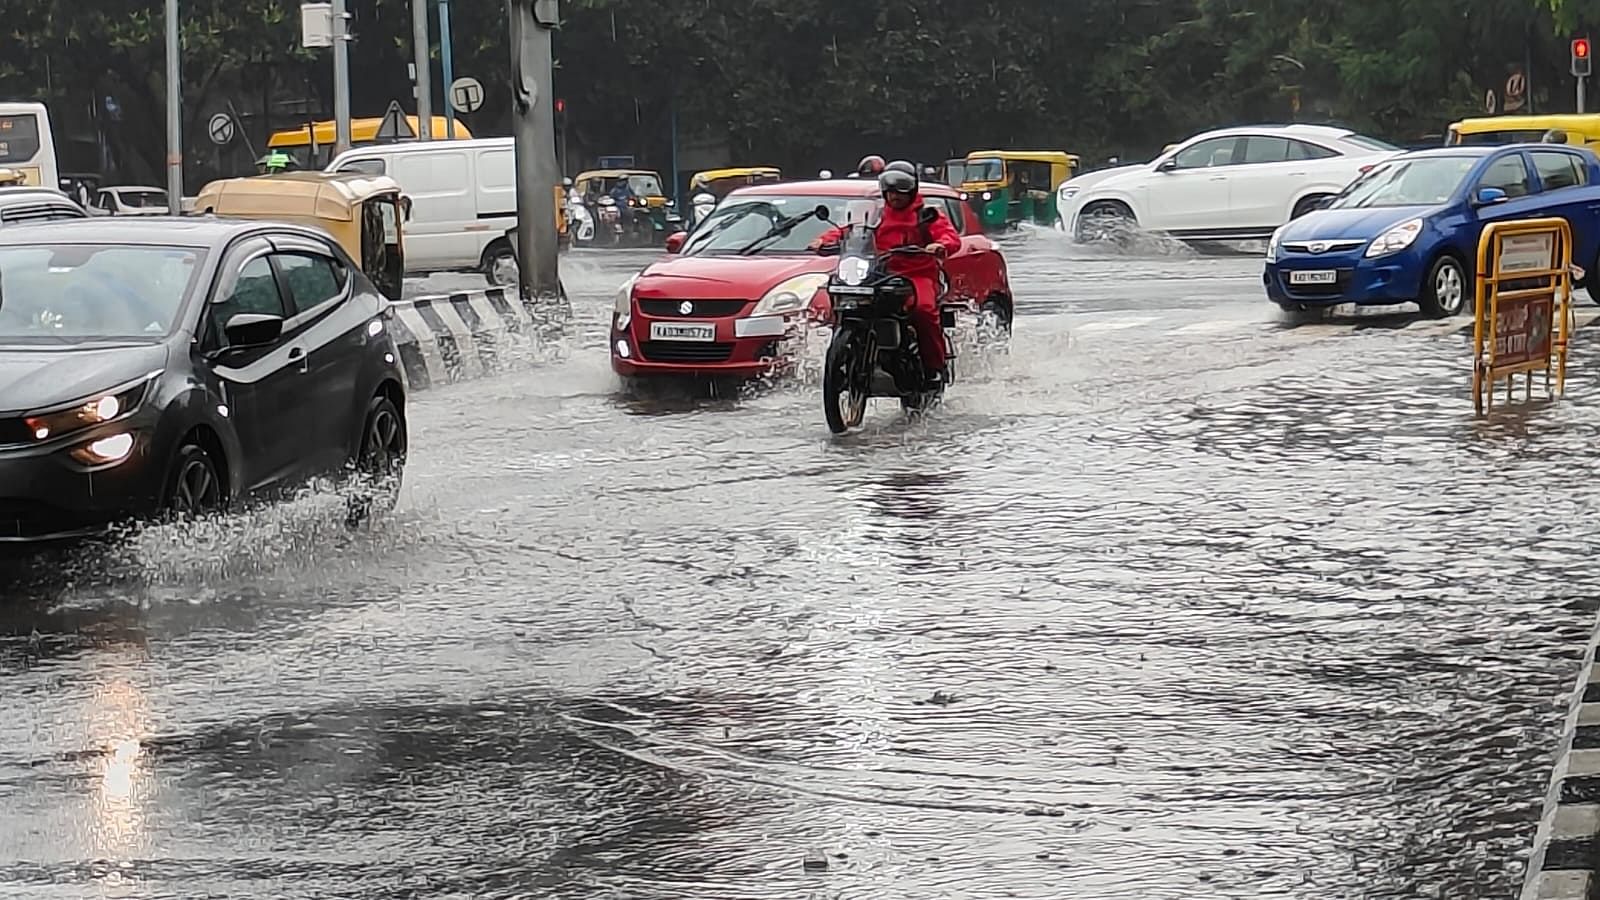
(3, 229, 1598, 899)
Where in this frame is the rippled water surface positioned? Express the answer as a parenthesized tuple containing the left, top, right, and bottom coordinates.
(3, 231, 1599, 899)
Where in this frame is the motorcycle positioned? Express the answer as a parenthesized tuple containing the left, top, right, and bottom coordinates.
(596, 196, 624, 246)
(816, 204, 964, 434)
(566, 192, 595, 247)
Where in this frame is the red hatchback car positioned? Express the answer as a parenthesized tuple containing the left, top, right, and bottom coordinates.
(610, 178, 1012, 380)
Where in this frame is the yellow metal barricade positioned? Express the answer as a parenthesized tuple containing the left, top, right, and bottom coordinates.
(1472, 217, 1574, 417)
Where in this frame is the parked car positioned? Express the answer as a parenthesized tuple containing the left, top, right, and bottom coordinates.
(1065, 124, 1402, 243)
(91, 186, 171, 216)
(0, 187, 88, 225)
(0, 218, 408, 548)
(1264, 144, 1600, 316)
(610, 178, 1012, 381)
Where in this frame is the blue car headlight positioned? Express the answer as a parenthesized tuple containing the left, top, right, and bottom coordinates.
(1265, 226, 1285, 264)
(1365, 218, 1423, 258)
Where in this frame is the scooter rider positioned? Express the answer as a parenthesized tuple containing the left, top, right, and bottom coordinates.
(810, 168, 963, 387)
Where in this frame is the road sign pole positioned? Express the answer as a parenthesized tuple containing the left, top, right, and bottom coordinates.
(165, 0, 182, 203)
(508, 0, 563, 306)
(412, 0, 432, 140)
(1581, 77, 1588, 114)
(332, 0, 352, 155)
(439, 0, 456, 139)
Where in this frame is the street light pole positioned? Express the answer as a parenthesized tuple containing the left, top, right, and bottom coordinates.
(508, 0, 563, 305)
(164, 0, 182, 203)
(412, 0, 432, 140)
(439, 0, 457, 139)
(332, 0, 352, 156)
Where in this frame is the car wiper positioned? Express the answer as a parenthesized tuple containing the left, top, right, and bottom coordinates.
(683, 207, 758, 254)
(737, 209, 822, 256)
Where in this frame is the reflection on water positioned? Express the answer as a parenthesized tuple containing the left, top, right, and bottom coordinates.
(0, 241, 1593, 898)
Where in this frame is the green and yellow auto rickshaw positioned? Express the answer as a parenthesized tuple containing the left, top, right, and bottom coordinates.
(573, 168, 684, 247)
(960, 151, 1080, 230)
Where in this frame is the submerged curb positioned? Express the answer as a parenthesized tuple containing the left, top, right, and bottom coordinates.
(388, 288, 546, 392)
(1522, 614, 1600, 900)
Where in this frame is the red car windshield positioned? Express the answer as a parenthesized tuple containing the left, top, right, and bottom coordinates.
(682, 195, 863, 255)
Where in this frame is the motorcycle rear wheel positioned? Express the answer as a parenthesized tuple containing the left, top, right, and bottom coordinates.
(824, 331, 867, 434)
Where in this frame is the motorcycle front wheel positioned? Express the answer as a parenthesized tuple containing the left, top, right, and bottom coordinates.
(823, 330, 868, 434)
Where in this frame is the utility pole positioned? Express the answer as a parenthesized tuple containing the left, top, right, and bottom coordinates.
(412, 0, 433, 140)
(332, 0, 352, 156)
(439, 0, 456, 139)
(164, 0, 182, 203)
(508, 0, 563, 305)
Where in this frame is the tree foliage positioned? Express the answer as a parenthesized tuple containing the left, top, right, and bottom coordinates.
(0, 0, 1575, 186)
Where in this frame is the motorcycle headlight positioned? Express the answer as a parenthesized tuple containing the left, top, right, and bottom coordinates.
(838, 256, 871, 286)
(753, 273, 829, 316)
(1365, 218, 1423, 258)
(1265, 227, 1285, 264)
(24, 377, 155, 442)
(613, 274, 640, 329)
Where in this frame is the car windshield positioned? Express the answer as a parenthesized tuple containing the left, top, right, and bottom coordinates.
(1342, 134, 1403, 152)
(0, 244, 205, 342)
(681, 194, 863, 255)
(964, 159, 1003, 182)
(120, 190, 169, 209)
(625, 175, 662, 196)
(1329, 156, 1477, 209)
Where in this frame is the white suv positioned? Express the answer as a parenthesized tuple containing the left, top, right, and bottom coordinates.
(1062, 125, 1401, 243)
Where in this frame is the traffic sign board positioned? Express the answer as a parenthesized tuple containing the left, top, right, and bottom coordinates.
(375, 100, 416, 142)
(208, 113, 236, 146)
(450, 77, 485, 114)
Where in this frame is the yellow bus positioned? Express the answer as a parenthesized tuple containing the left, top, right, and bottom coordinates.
(267, 116, 473, 170)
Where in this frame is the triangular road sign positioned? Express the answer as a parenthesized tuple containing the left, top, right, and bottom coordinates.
(375, 100, 416, 142)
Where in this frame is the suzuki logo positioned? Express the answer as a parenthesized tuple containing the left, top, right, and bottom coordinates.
(679, 301, 694, 315)
(1309, 241, 1328, 254)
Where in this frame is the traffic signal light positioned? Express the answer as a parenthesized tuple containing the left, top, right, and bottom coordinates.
(1574, 38, 1592, 77)
(555, 98, 566, 116)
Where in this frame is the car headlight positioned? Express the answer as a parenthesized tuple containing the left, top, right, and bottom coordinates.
(1365, 218, 1423, 258)
(24, 378, 153, 442)
(613, 274, 640, 329)
(752, 273, 829, 317)
(1265, 227, 1285, 264)
(1058, 186, 1080, 203)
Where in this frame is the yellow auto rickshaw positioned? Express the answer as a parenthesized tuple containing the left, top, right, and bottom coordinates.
(1446, 114, 1600, 152)
(572, 168, 683, 247)
(194, 171, 409, 302)
(688, 166, 783, 199)
(959, 151, 1081, 230)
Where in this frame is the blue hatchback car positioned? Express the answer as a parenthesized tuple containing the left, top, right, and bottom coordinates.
(1264, 144, 1600, 317)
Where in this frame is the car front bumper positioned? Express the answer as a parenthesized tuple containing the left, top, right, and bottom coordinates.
(0, 424, 163, 547)
(610, 310, 805, 379)
(1264, 249, 1426, 307)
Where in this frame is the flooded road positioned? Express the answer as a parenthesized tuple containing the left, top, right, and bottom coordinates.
(4, 231, 1599, 898)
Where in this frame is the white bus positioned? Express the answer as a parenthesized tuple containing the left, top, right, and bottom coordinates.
(0, 102, 58, 190)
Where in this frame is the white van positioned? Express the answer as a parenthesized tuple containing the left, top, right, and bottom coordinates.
(326, 138, 518, 283)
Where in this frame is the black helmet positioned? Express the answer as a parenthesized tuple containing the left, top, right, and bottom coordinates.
(878, 169, 917, 196)
(886, 160, 917, 176)
(856, 155, 887, 177)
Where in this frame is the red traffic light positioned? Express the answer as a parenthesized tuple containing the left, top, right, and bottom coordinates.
(1576, 38, 1591, 59)
(555, 98, 566, 114)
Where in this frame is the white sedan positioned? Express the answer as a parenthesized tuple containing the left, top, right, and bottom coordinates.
(1062, 125, 1402, 243)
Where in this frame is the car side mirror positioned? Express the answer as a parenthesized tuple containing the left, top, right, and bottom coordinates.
(918, 206, 939, 225)
(814, 204, 831, 222)
(1475, 186, 1509, 206)
(664, 231, 687, 254)
(223, 313, 283, 349)
(1158, 157, 1179, 172)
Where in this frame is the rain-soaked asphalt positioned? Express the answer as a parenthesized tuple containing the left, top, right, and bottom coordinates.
(4, 230, 1600, 899)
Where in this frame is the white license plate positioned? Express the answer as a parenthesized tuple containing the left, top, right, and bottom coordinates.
(649, 321, 716, 342)
(1289, 270, 1337, 285)
(830, 285, 873, 296)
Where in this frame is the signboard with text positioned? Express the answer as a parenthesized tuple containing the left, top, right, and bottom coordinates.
(1472, 218, 1574, 417)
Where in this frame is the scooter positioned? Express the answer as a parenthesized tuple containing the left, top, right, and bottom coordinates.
(816, 204, 963, 434)
(596, 196, 623, 246)
(566, 192, 595, 247)
(691, 191, 718, 229)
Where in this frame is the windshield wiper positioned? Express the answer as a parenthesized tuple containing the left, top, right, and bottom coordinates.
(737, 208, 823, 256)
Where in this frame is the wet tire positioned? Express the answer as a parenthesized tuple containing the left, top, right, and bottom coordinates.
(1075, 202, 1135, 243)
(1418, 255, 1468, 318)
(979, 298, 1014, 350)
(163, 442, 224, 519)
(823, 332, 865, 434)
(483, 242, 517, 287)
(347, 395, 407, 526)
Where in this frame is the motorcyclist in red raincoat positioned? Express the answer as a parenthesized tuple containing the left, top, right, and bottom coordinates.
(811, 167, 963, 386)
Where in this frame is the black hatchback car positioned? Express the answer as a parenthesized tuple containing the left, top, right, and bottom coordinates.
(0, 217, 408, 546)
